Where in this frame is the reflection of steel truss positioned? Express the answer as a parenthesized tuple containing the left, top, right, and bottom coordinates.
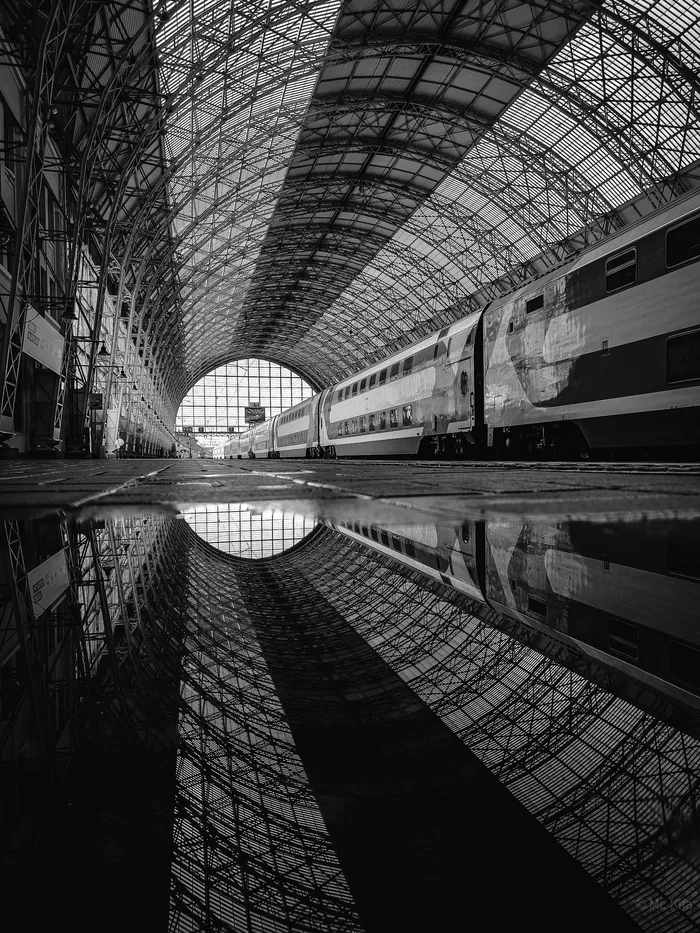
(285, 529, 700, 932)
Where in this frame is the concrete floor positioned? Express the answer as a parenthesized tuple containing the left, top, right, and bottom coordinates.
(1, 458, 699, 523)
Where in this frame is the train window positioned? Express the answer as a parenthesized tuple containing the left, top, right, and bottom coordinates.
(378, 369, 387, 386)
(351, 382, 358, 396)
(379, 411, 387, 429)
(527, 596, 546, 616)
(368, 413, 375, 432)
(360, 378, 367, 392)
(336, 390, 343, 403)
(369, 373, 376, 389)
(402, 405, 412, 426)
(525, 294, 544, 314)
(344, 421, 349, 435)
(370, 528, 378, 542)
(390, 363, 400, 381)
(404, 540, 415, 559)
(380, 530, 390, 547)
(359, 416, 366, 433)
(668, 641, 700, 692)
(668, 525, 700, 579)
(667, 329, 700, 383)
(666, 216, 700, 267)
(389, 408, 398, 428)
(338, 423, 343, 436)
(403, 356, 413, 376)
(433, 343, 441, 359)
(344, 386, 350, 399)
(460, 371, 468, 397)
(607, 617, 639, 661)
(605, 248, 636, 291)
(352, 420, 357, 434)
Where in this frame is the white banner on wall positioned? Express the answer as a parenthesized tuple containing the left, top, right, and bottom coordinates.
(27, 549, 69, 617)
(22, 306, 65, 375)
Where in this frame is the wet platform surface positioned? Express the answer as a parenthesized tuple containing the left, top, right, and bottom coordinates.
(1, 458, 699, 522)
(3, 459, 700, 931)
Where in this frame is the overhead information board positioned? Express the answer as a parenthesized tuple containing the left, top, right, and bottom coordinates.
(244, 405, 265, 423)
(22, 307, 65, 375)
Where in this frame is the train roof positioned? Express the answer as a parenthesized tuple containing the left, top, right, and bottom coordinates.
(567, 186, 700, 274)
(486, 187, 700, 310)
(333, 307, 483, 394)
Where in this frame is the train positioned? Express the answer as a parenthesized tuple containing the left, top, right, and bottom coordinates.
(224, 189, 700, 461)
(325, 513, 700, 711)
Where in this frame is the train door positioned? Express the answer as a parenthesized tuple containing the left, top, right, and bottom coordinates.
(453, 316, 484, 444)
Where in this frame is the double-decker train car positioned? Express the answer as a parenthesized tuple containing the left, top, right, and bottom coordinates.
(231, 190, 700, 460)
(327, 515, 700, 710)
(484, 191, 700, 457)
(317, 311, 482, 458)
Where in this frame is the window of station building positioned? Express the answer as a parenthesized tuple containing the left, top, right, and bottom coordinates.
(379, 411, 387, 429)
(389, 408, 398, 428)
(176, 358, 313, 446)
(525, 294, 544, 314)
(368, 413, 375, 432)
(403, 356, 413, 376)
(389, 362, 400, 381)
(378, 368, 387, 386)
(359, 416, 366, 433)
(369, 373, 376, 389)
(605, 248, 637, 292)
(667, 216, 700, 267)
(402, 405, 412, 426)
(667, 329, 700, 383)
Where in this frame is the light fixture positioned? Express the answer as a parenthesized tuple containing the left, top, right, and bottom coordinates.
(98, 342, 109, 357)
(61, 298, 78, 320)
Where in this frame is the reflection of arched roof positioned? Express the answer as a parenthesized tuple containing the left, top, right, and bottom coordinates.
(113, 1, 700, 404)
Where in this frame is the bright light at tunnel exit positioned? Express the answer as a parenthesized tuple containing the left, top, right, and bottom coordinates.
(176, 359, 315, 448)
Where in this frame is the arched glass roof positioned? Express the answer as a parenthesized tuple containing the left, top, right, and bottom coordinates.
(131, 0, 700, 403)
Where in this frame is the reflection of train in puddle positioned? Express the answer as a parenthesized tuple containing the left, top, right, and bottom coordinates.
(327, 516, 700, 708)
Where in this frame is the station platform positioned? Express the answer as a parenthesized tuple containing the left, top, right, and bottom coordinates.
(0, 458, 698, 523)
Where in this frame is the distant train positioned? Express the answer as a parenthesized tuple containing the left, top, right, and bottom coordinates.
(225, 190, 700, 460)
(326, 514, 700, 711)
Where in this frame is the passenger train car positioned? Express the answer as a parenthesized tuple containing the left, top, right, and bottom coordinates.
(225, 189, 700, 460)
(326, 515, 700, 711)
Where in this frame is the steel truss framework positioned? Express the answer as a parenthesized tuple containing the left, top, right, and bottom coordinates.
(1, 0, 699, 433)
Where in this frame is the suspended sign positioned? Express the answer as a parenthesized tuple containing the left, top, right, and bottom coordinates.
(27, 549, 69, 617)
(244, 405, 265, 423)
(22, 306, 65, 375)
